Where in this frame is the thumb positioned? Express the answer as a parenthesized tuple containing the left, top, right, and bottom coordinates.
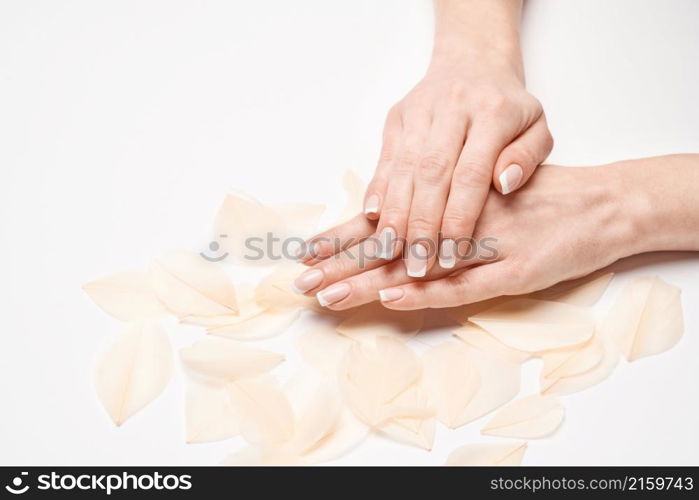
(494, 115, 554, 195)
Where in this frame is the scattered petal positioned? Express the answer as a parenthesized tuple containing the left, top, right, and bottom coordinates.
(213, 190, 324, 265)
(180, 337, 284, 380)
(540, 334, 604, 380)
(151, 250, 238, 317)
(541, 331, 620, 396)
(601, 275, 683, 361)
(93, 322, 173, 426)
(295, 326, 355, 378)
(481, 395, 565, 439)
(445, 442, 527, 466)
(83, 271, 170, 321)
(529, 272, 614, 306)
(185, 380, 240, 443)
(453, 322, 531, 364)
(228, 377, 295, 446)
(421, 342, 479, 429)
(336, 303, 424, 342)
(470, 298, 595, 352)
(457, 347, 521, 425)
(340, 336, 421, 426)
(378, 385, 435, 450)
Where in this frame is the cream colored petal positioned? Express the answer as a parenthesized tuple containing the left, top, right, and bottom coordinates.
(529, 272, 614, 306)
(185, 380, 240, 443)
(340, 336, 421, 426)
(541, 330, 620, 396)
(180, 337, 283, 380)
(336, 303, 424, 342)
(151, 250, 238, 317)
(457, 347, 521, 425)
(445, 442, 527, 466)
(93, 322, 173, 426)
(378, 385, 435, 450)
(470, 298, 595, 352)
(481, 395, 565, 439)
(207, 307, 302, 340)
(283, 373, 342, 456)
(302, 408, 369, 464)
(213, 190, 324, 266)
(446, 296, 513, 325)
(295, 326, 355, 378)
(453, 322, 531, 364)
(338, 170, 366, 221)
(601, 275, 683, 361)
(421, 342, 480, 429)
(228, 377, 295, 446)
(83, 271, 170, 321)
(254, 264, 318, 310)
(540, 334, 604, 380)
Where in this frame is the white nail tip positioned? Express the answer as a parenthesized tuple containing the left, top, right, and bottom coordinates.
(499, 170, 511, 195)
(316, 293, 330, 307)
(407, 268, 426, 278)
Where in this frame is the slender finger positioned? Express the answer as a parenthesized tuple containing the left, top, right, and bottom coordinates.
(405, 111, 467, 277)
(298, 214, 375, 265)
(364, 106, 402, 219)
(439, 123, 507, 270)
(295, 236, 390, 297)
(313, 248, 495, 310)
(493, 114, 554, 195)
(379, 262, 512, 310)
(374, 114, 431, 261)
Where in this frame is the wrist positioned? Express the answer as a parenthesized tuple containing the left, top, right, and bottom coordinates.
(596, 155, 699, 256)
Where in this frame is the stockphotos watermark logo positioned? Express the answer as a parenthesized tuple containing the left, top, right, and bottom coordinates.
(4, 471, 192, 495)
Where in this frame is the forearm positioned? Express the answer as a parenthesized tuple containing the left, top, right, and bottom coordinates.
(431, 0, 524, 80)
(614, 154, 699, 254)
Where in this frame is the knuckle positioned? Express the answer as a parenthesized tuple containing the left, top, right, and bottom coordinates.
(477, 91, 512, 117)
(379, 205, 406, 226)
(395, 150, 420, 174)
(408, 213, 436, 236)
(441, 211, 473, 235)
(454, 160, 492, 187)
(507, 144, 537, 169)
(417, 151, 452, 182)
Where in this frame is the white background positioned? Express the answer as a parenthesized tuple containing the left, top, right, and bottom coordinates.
(0, 0, 698, 466)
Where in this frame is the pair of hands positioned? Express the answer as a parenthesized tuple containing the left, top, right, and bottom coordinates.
(350, 61, 553, 277)
(293, 163, 634, 310)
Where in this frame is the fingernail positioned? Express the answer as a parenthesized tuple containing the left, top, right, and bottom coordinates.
(292, 269, 323, 294)
(316, 283, 351, 307)
(439, 239, 457, 269)
(364, 194, 380, 215)
(379, 288, 404, 302)
(376, 227, 396, 260)
(499, 164, 523, 195)
(406, 243, 428, 278)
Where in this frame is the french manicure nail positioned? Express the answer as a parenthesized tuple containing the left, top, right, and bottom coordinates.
(316, 283, 351, 307)
(406, 243, 428, 278)
(499, 164, 523, 195)
(439, 239, 457, 269)
(292, 269, 323, 294)
(376, 227, 396, 260)
(379, 288, 404, 302)
(364, 194, 380, 215)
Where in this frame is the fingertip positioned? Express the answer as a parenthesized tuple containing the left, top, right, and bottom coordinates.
(364, 194, 381, 219)
(498, 164, 523, 195)
(378, 287, 404, 303)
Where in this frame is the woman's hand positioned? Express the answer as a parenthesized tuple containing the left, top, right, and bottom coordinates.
(357, 0, 553, 278)
(294, 155, 699, 310)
